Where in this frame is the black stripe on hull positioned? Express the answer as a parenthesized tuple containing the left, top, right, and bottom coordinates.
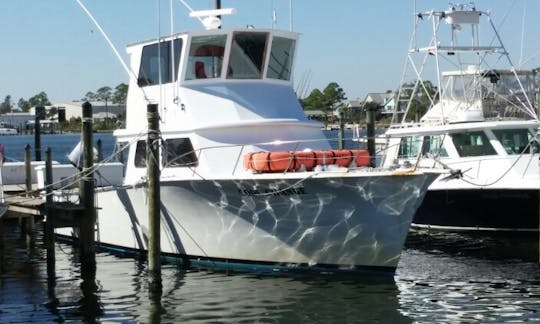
(55, 235, 397, 277)
(413, 189, 539, 231)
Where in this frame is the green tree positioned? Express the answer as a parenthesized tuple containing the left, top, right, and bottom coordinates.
(84, 91, 97, 102)
(301, 89, 325, 110)
(96, 86, 112, 105)
(322, 82, 347, 109)
(96, 86, 113, 129)
(300, 82, 347, 112)
(0, 95, 13, 114)
(112, 83, 127, 106)
(112, 83, 128, 125)
(18, 98, 31, 112)
(28, 91, 51, 107)
(399, 80, 438, 122)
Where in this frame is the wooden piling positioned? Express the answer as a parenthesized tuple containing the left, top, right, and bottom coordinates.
(34, 106, 44, 161)
(24, 144, 32, 196)
(79, 102, 96, 267)
(44, 147, 55, 272)
(147, 103, 162, 291)
(366, 106, 377, 167)
(23, 143, 35, 244)
(338, 109, 345, 149)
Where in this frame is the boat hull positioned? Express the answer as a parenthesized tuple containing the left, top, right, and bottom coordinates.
(413, 188, 539, 232)
(57, 172, 436, 275)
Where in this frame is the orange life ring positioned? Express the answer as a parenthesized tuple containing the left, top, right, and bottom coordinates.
(354, 149, 370, 167)
(293, 151, 316, 171)
(244, 149, 371, 172)
(249, 151, 294, 172)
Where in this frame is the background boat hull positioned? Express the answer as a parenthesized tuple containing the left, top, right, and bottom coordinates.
(413, 188, 539, 231)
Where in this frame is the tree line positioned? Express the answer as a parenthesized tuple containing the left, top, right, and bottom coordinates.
(0, 83, 128, 115)
(0, 83, 128, 131)
(300, 80, 438, 125)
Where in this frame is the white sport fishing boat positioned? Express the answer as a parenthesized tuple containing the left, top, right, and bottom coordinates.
(52, 5, 444, 275)
(382, 3, 540, 232)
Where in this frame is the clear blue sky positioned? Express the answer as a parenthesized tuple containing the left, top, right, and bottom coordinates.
(1, 0, 539, 104)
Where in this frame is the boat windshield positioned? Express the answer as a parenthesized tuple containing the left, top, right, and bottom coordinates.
(185, 31, 296, 81)
(186, 35, 227, 80)
(441, 70, 536, 119)
(228, 32, 267, 79)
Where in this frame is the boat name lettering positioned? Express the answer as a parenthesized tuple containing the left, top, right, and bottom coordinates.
(238, 187, 306, 196)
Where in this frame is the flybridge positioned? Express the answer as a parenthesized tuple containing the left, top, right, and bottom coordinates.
(122, 26, 302, 132)
(129, 28, 298, 86)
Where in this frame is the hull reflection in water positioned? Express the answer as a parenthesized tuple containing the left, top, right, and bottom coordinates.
(3, 221, 540, 322)
(57, 173, 436, 275)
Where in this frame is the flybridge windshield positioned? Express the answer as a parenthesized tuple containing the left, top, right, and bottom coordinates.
(185, 31, 295, 81)
(441, 70, 536, 118)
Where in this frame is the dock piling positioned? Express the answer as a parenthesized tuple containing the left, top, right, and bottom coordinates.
(79, 101, 96, 267)
(24, 144, 32, 196)
(366, 106, 377, 167)
(147, 103, 162, 292)
(34, 106, 45, 161)
(44, 147, 55, 272)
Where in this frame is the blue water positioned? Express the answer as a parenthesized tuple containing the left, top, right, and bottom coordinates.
(1, 132, 539, 323)
(1, 133, 116, 163)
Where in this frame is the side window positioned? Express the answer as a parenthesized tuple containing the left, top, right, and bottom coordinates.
(398, 136, 421, 159)
(228, 32, 267, 79)
(114, 141, 127, 164)
(452, 131, 496, 157)
(138, 39, 182, 87)
(134, 140, 146, 168)
(162, 138, 198, 167)
(421, 135, 448, 158)
(492, 129, 536, 154)
(267, 36, 295, 81)
(186, 35, 226, 80)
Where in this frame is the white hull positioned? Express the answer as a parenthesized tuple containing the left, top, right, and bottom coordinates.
(57, 171, 436, 273)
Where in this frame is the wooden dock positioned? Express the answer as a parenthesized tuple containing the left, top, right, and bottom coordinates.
(2, 184, 45, 219)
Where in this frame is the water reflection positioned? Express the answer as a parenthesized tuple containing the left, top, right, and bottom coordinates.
(397, 229, 540, 322)
(2, 220, 540, 322)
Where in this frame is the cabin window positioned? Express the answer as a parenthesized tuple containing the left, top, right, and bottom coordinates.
(421, 135, 448, 158)
(493, 129, 537, 154)
(398, 136, 421, 159)
(113, 141, 127, 164)
(162, 138, 198, 167)
(134, 140, 146, 168)
(452, 131, 496, 157)
(186, 35, 226, 80)
(267, 36, 295, 81)
(138, 39, 182, 87)
(227, 32, 267, 79)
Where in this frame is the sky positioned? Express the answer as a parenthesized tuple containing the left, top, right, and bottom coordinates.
(1, 0, 540, 104)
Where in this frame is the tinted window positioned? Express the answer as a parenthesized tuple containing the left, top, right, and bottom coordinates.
(162, 138, 198, 167)
(267, 36, 295, 80)
(398, 136, 421, 159)
(228, 32, 267, 79)
(493, 128, 537, 154)
(186, 35, 226, 80)
(134, 140, 146, 168)
(138, 39, 182, 87)
(421, 135, 448, 158)
(452, 131, 496, 157)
